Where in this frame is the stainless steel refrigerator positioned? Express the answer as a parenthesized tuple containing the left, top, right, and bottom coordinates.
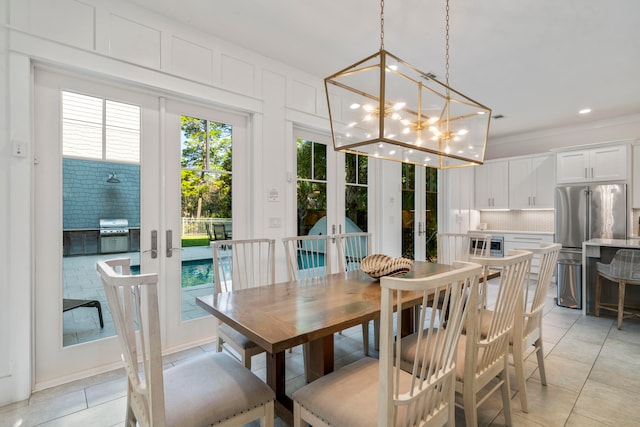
(554, 184, 627, 308)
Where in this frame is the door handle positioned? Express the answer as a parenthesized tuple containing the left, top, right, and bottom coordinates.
(166, 229, 181, 257)
(142, 230, 158, 259)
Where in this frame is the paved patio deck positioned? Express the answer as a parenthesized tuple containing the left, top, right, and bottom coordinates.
(63, 246, 214, 346)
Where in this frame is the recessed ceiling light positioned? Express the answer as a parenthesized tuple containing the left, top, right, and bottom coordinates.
(579, 108, 591, 114)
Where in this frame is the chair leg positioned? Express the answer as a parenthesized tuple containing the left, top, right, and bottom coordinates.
(512, 341, 528, 413)
(293, 401, 302, 427)
(535, 338, 547, 386)
(595, 275, 602, 317)
(91, 301, 104, 328)
(463, 387, 478, 427)
(618, 281, 626, 330)
(499, 364, 513, 426)
(216, 335, 224, 353)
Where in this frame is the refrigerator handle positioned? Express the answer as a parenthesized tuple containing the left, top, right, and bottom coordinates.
(585, 189, 591, 241)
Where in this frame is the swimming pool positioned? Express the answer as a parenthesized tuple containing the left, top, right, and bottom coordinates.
(131, 259, 213, 288)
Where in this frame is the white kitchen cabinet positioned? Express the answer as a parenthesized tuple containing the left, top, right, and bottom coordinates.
(449, 166, 474, 211)
(475, 160, 509, 209)
(633, 144, 640, 209)
(509, 155, 555, 209)
(556, 144, 628, 184)
(503, 232, 554, 274)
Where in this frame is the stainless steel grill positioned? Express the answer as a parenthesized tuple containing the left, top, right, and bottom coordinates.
(100, 219, 129, 253)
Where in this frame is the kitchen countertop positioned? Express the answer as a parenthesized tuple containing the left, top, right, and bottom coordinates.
(583, 238, 640, 248)
(469, 230, 554, 236)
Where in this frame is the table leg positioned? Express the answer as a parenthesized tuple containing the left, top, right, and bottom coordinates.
(305, 335, 334, 383)
(266, 350, 293, 424)
(400, 306, 416, 337)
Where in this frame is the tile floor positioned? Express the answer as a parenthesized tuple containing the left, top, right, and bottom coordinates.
(3, 280, 640, 426)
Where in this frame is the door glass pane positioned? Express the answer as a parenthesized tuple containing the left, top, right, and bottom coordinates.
(297, 139, 327, 236)
(402, 163, 415, 259)
(425, 167, 438, 262)
(62, 91, 140, 347)
(345, 153, 368, 232)
(180, 116, 233, 320)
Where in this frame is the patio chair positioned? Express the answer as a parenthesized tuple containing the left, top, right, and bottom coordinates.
(96, 258, 274, 427)
(63, 298, 104, 328)
(213, 238, 275, 369)
(292, 261, 482, 427)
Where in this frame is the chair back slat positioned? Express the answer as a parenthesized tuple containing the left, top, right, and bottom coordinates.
(437, 233, 491, 265)
(283, 235, 332, 280)
(97, 258, 164, 427)
(212, 239, 275, 293)
(517, 243, 561, 339)
(335, 232, 371, 272)
(379, 261, 482, 426)
(470, 250, 532, 377)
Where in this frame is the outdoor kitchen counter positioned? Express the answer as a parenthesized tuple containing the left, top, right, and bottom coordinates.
(581, 238, 640, 316)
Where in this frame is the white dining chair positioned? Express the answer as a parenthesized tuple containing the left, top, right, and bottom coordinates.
(335, 232, 376, 355)
(97, 258, 275, 427)
(283, 234, 332, 281)
(511, 242, 561, 412)
(282, 234, 332, 376)
(292, 261, 482, 427)
(400, 249, 532, 427)
(461, 250, 532, 426)
(212, 238, 275, 369)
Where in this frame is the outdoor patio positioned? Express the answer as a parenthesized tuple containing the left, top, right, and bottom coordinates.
(63, 246, 214, 346)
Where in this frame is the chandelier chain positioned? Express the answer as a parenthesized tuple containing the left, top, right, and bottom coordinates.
(445, 0, 450, 85)
(380, 0, 385, 50)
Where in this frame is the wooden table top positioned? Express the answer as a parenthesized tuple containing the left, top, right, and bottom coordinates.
(196, 261, 456, 354)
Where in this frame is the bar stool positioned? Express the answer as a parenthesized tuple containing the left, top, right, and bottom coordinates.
(595, 249, 640, 330)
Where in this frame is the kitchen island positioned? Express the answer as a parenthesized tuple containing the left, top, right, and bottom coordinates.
(582, 238, 640, 315)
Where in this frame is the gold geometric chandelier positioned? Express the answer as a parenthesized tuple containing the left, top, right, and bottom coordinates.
(324, 0, 491, 168)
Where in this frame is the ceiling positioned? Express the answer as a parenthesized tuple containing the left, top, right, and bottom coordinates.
(126, 0, 640, 142)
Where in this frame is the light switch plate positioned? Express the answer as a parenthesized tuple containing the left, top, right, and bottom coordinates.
(13, 140, 27, 158)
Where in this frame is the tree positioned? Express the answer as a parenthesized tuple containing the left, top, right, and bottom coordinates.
(180, 116, 232, 219)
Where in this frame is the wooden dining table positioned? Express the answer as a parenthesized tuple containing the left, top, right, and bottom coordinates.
(196, 261, 470, 421)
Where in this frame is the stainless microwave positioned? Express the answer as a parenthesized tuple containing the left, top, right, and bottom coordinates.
(470, 235, 504, 257)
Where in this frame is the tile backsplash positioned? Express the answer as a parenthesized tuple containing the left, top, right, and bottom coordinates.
(480, 209, 640, 236)
(479, 210, 555, 233)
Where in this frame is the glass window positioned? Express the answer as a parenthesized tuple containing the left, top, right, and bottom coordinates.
(62, 91, 140, 162)
(296, 139, 327, 236)
(345, 153, 368, 232)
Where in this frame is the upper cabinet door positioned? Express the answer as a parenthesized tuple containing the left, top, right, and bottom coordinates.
(475, 161, 509, 209)
(556, 151, 589, 183)
(508, 158, 532, 209)
(590, 145, 627, 182)
(532, 155, 556, 208)
(508, 155, 555, 209)
(557, 145, 628, 184)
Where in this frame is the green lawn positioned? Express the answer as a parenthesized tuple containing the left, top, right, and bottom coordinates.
(181, 235, 210, 247)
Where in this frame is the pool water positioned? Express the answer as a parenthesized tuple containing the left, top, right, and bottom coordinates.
(131, 259, 213, 288)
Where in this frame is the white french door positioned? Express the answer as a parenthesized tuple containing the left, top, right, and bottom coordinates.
(34, 68, 161, 387)
(162, 99, 248, 349)
(402, 164, 439, 262)
(33, 69, 248, 387)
